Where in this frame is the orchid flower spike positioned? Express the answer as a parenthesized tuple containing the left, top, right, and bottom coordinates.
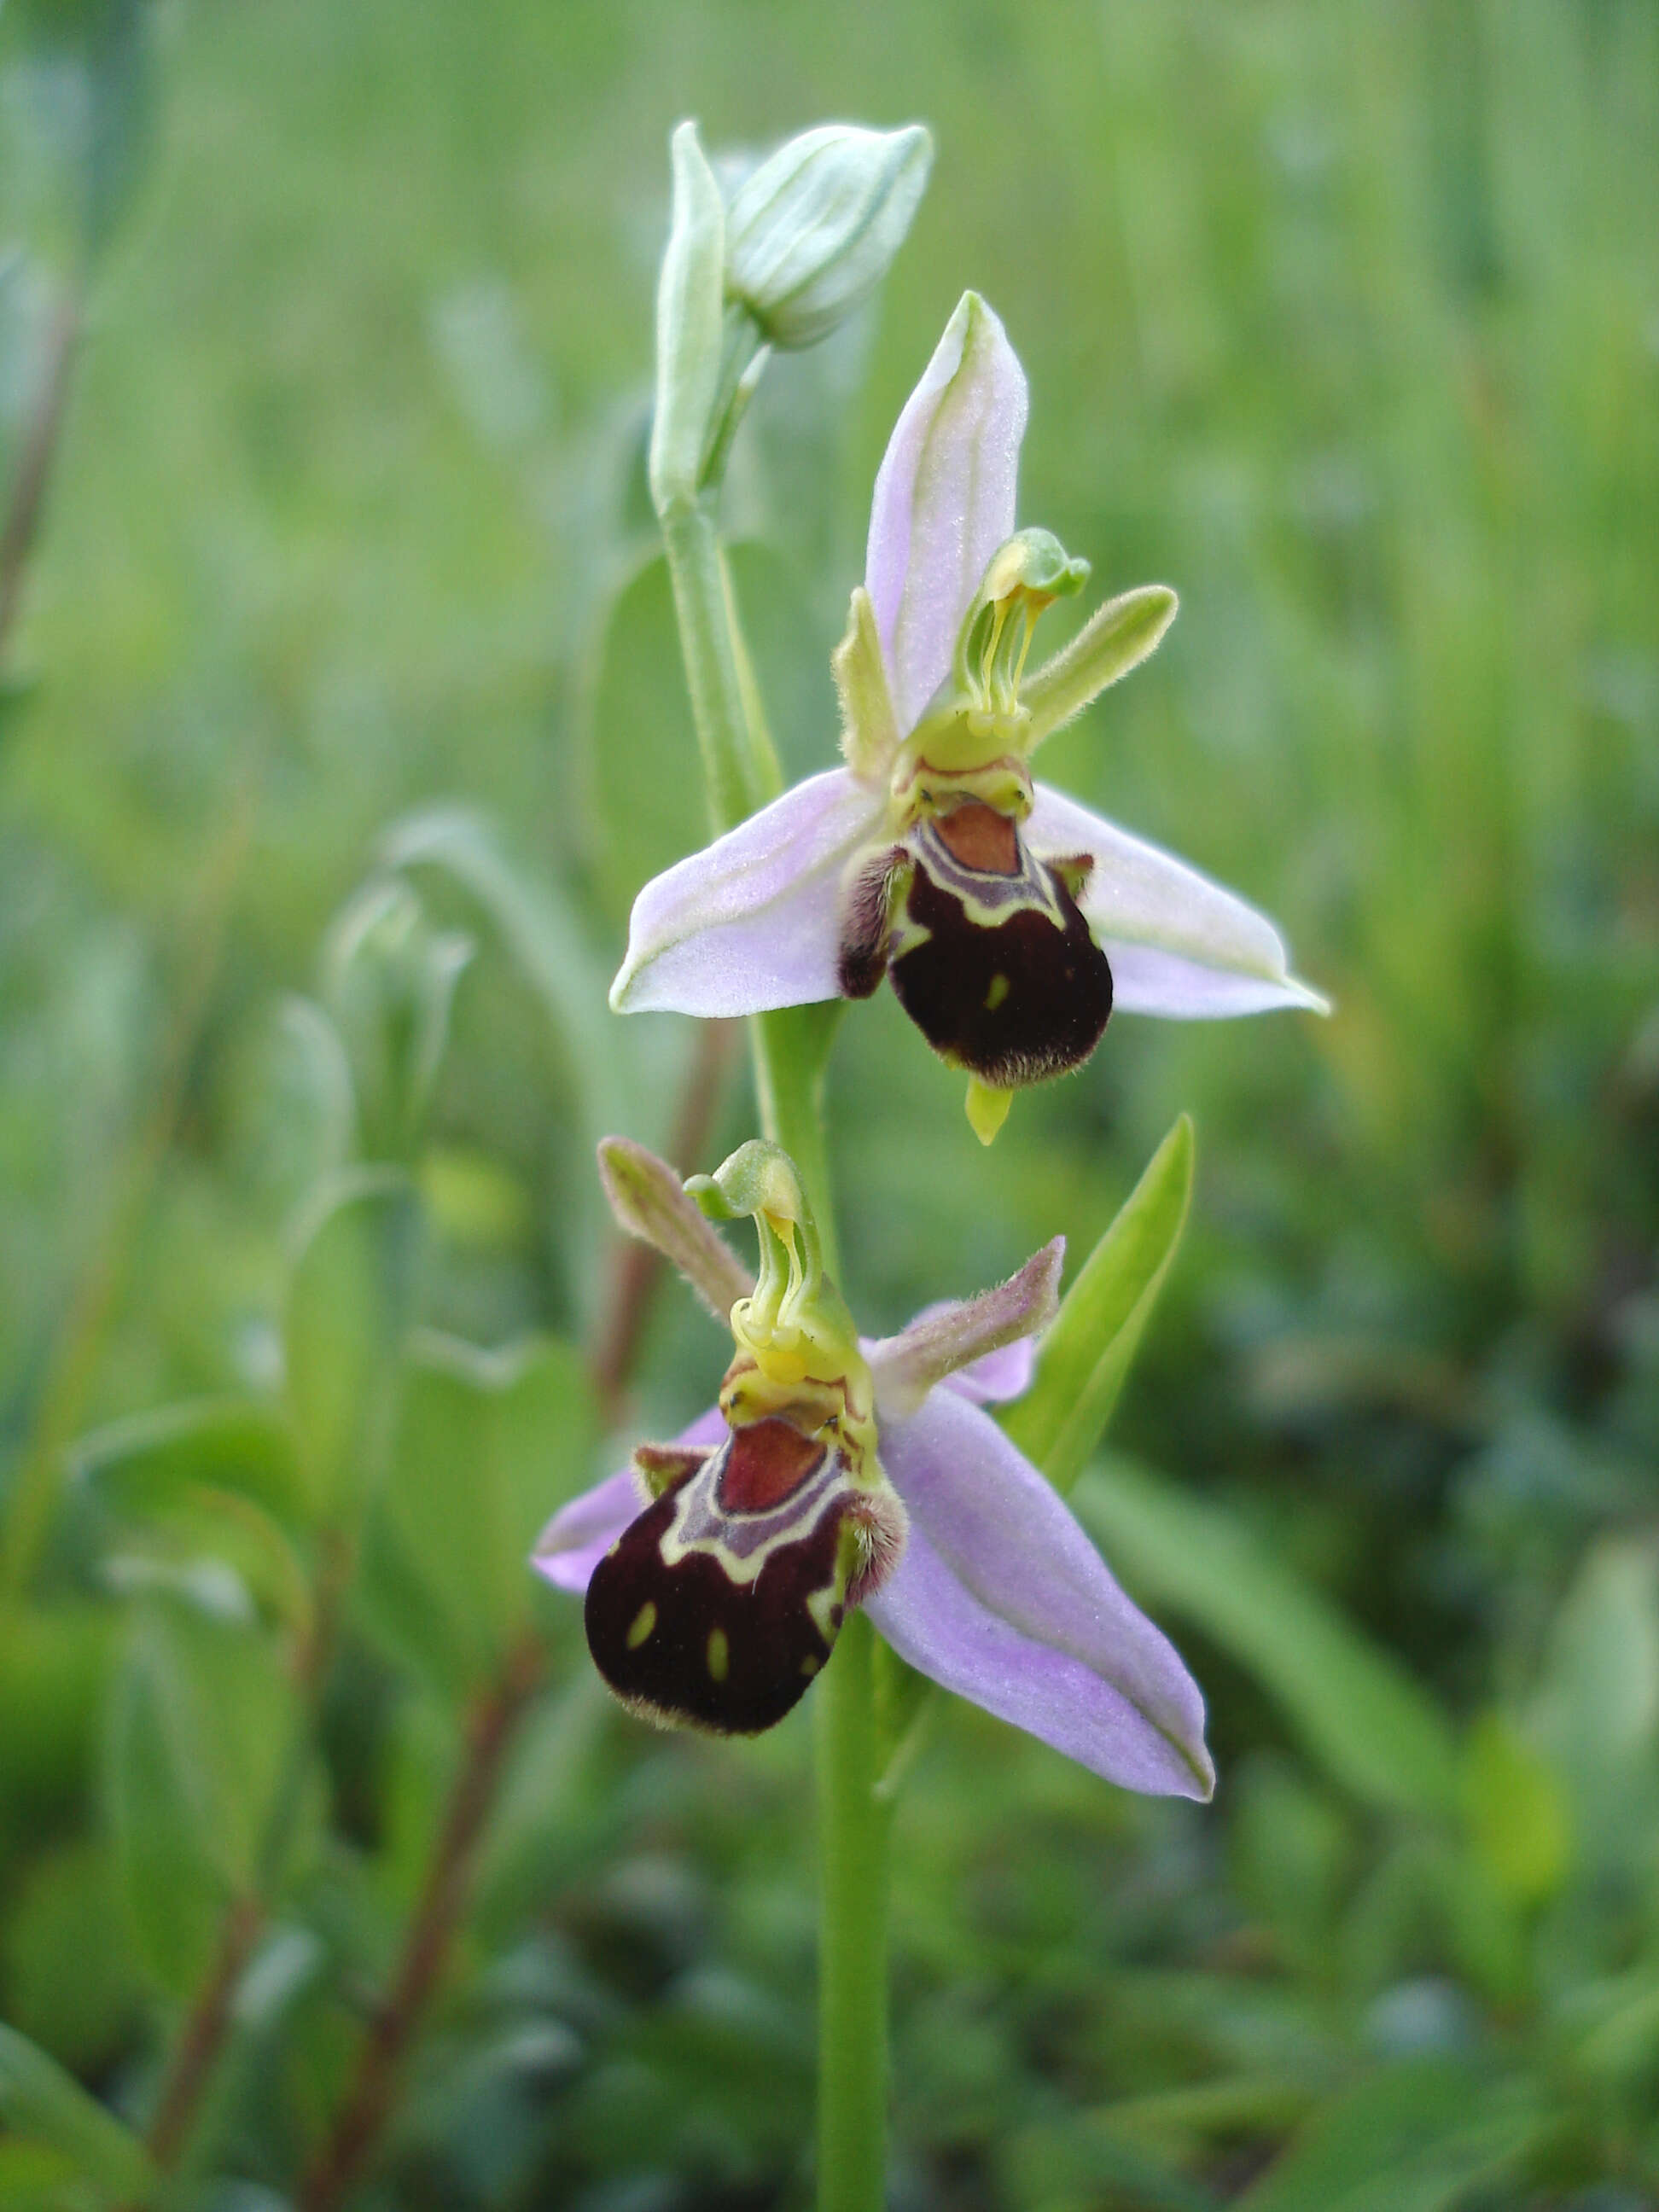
(612, 292, 1328, 1144)
(534, 1138, 1214, 1798)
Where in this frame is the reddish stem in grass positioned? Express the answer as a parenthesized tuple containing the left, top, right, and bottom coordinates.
(299, 1637, 546, 2212)
(142, 1528, 354, 2180)
(142, 1895, 265, 2173)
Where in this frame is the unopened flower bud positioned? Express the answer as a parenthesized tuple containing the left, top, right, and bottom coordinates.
(725, 123, 933, 349)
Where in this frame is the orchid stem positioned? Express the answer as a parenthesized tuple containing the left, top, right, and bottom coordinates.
(812, 1608, 892, 2212)
(658, 494, 783, 835)
(659, 463, 888, 2205)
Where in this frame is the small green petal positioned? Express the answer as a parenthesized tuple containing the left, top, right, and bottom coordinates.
(964, 1078, 1013, 1145)
(1020, 584, 1179, 751)
(832, 586, 900, 783)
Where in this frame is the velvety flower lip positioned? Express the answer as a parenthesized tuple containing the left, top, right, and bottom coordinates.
(610, 761, 1324, 1026)
(534, 1143, 1214, 1797)
(609, 290, 1326, 1109)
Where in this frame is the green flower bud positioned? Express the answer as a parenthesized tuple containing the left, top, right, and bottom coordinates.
(725, 123, 933, 350)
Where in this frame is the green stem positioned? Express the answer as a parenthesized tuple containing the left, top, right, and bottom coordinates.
(812, 1610, 891, 2212)
(660, 464, 888, 2207)
(658, 494, 783, 835)
(751, 1007, 838, 1270)
(753, 1005, 890, 2212)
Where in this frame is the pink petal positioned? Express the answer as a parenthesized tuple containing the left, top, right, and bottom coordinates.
(609, 771, 885, 1018)
(865, 1238, 1062, 1419)
(865, 1388, 1213, 1796)
(864, 294, 1027, 732)
(1025, 783, 1329, 1018)
(943, 1338, 1038, 1406)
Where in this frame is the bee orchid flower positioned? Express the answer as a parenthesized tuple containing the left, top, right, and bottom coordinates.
(610, 291, 1326, 1144)
(534, 1138, 1213, 1799)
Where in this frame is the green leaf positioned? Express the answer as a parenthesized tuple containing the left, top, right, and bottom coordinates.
(0, 1604, 111, 1841)
(0, 2136, 84, 2211)
(358, 1333, 598, 1697)
(380, 804, 626, 1139)
(1001, 2113, 1220, 2212)
(0, 2022, 155, 2204)
(284, 1168, 422, 1521)
(1073, 1458, 1459, 1816)
(102, 1601, 307, 1994)
(70, 1399, 305, 1528)
(99, 1485, 314, 1644)
(1236, 2058, 1544, 2212)
(1530, 1536, 1659, 1883)
(1459, 1712, 1569, 1905)
(1003, 1115, 1194, 1492)
(0, 1840, 142, 2077)
(470, 1675, 610, 1941)
(322, 876, 474, 1161)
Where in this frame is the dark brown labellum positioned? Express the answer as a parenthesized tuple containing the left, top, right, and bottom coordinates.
(887, 804, 1113, 1086)
(585, 1417, 853, 1735)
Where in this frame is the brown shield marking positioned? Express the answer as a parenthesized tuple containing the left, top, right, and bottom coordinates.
(888, 836, 1113, 1086)
(584, 1475, 852, 1736)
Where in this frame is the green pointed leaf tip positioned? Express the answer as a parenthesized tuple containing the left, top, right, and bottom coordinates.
(0, 2023, 155, 2201)
(1073, 1459, 1460, 1817)
(725, 123, 933, 349)
(649, 120, 726, 513)
(71, 1398, 306, 1527)
(1003, 1114, 1194, 1493)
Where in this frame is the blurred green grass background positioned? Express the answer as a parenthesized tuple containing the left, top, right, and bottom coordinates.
(2, 2, 1657, 2207)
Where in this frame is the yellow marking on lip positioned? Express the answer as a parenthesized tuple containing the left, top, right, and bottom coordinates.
(707, 1627, 730, 1682)
(626, 1603, 657, 1649)
(807, 1585, 841, 1646)
(984, 972, 1010, 1011)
